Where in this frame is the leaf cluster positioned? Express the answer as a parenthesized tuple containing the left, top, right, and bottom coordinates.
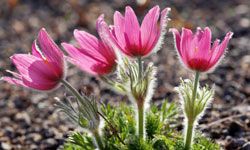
(63, 100, 219, 150)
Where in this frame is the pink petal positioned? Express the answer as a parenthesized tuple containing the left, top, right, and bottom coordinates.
(37, 28, 64, 70)
(6, 70, 22, 79)
(32, 40, 43, 59)
(208, 32, 233, 68)
(62, 43, 103, 75)
(113, 11, 126, 49)
(180, 28, 193, 65)
(140, 6, 160, 52)
(1, 77, 27, 87)
(198, 27, 212, 52)
(73, 29, 109, 62)
(194, 27, 204, 41)
(96, 15, 117, 61)
(124, 6, 140, 52)
(169, 28, 181, 56)
(148, 7, 171, 54)
(196, 27, 212, 60)
(1, 76, 57, 90)
(66, 56, 97, 75)
(22, 77, 59, 90)
(5, 55, 61, 90)
(211, 39, 220, 51)
(11, 54, 60, 84)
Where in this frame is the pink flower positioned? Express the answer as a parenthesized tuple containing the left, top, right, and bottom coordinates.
(170, 27, 233, 72)
(1, 28, 65, 91)
(97, 6, 170, 58)
(62, 26, 116, 75)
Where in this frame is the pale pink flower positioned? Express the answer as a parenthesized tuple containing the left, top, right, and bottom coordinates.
(62, 27, 116, 75)
(97, 6, 170, 58)
(1, 28, 65, 90)
(170, 27, 233, 72)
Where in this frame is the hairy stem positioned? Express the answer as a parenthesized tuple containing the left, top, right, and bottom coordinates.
(184, 120, 194, 150)
(137, 101, 144, 139)
(136, 57, 145, 139)
(92, 129, 104, 150)
(192, 71, 200, 106)
(184, 71, 200, 150)
(137, 57, 142, 80)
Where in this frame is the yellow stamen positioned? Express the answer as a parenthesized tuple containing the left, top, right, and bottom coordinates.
(43, 57, 49, 64)
(42, 57, 60, 78)
(194, 46, 198, 53)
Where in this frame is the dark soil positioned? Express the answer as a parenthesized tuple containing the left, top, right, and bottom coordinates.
(0, 0, 249, 149)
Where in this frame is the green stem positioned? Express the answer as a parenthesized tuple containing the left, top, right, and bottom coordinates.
(136, 57, 144, 139)
(192, 72, 200, 104)
(137, 57, 142, 80)
(92, 129, 104, 150)
(137, 102, 144, 139)
(184, 71, 200, 150)
(184, 120, 194, 150)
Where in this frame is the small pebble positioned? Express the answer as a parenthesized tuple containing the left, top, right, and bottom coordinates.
(240, 142, 250, 150)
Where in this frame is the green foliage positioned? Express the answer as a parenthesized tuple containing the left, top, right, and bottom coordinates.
(193, 134, 220, 150)
(63, 101, 220, 150)
(146, 106, 161, 139)
(63, 132, 95, 150)
(101, 103, 136, 149)
(127, 135, 154, 150)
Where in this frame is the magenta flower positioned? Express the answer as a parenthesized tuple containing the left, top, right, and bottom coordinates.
(97, 6, 170, 58)
(62, 28, 116, 75)
(1, 28, 65, 91)
(170, 27, 233, 72)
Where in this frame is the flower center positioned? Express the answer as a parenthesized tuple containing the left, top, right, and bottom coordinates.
(194, 46, 199, 53)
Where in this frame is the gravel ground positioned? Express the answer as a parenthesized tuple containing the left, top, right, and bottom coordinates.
(0, 0, 249, 149)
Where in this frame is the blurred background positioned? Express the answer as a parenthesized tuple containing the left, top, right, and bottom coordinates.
(0, 0, 249, 149)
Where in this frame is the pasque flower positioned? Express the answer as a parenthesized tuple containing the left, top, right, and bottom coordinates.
(97, 5, 170, 58)
(1, 28, 64, 91)
(170, 27, 233, 72)
(62, 23, 116, 75)
(171, 27, 233, 150)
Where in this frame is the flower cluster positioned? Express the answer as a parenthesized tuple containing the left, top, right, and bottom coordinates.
(1, 5, 233, 150)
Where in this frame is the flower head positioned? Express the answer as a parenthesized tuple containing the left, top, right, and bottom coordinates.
(170, 27, 233, 72)
(97, 6, 170, 58)
(62, 20, 117, 75)
(1, 28, 65, 91)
